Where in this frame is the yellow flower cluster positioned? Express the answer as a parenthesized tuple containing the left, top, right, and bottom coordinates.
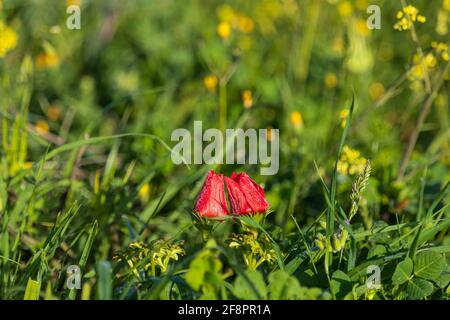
(229, 232, 276, 270)
(431, 41, 450, 61)
(0, 21, 18, 58)
(337, 145, 367, 175)
(216, 5, 254, 40)
(114, 240, 185, 275)
(394, 5, 426, 31)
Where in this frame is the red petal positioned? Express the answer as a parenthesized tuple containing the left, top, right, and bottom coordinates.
(236, 173, 269, 214)
(194, 170, 229, 217)
(225, 176, 252, 215)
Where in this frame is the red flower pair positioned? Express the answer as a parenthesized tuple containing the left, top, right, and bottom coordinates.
(193, 170, 269, 217)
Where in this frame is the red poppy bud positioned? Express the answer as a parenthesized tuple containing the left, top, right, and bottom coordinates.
(227, 172, 269, 215)
(193, 170, 229, 218)
(224, 176, 252, 215)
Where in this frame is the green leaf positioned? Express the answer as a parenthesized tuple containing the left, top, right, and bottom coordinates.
(407, 278, 434, 299)
(413, 251, 445, 280)
(392, 258, 413, 285)
(24, 278, 40, 300)
(68, 220, 98, 300)
(435, 265, 450, 289)
(96, 261, 113, 300)
(367, 245, 387, 259)
(268, 270, 301, 299)
(330, 270, 352, 299)
(232, 270, 267, 300)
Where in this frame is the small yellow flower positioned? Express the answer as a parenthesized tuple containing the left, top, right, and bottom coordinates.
(35, 120, 49, 134)
(216, 4, 235, 23)
(237, 15, 254, 33)
(444, 0, 450, 11)
(47, 105, 62, 121)
(0, 22, 18, 58)
(138, 183, 151, 203)
(324, 72, 338, 88)
(23, 162, 33, 169)
(417, 15, 426, 23)
(337, 145, 367, 175)
(355, 18, 370, 36)
(66, 0, 81, 6)
(355, 0, 369, 11)
(36, 52, 60, 68)
(424, 53, 436, 68)
(331, 36, 344, 56)
(394, 5, 426, 31)
(266, 126, 274, 141)
(217, 21, 231, 39)
(369, 82, 385, 101)
(339, 109, 349, 128)
(432, 41, 450, 61)
(290, 111, 304, 129)
(203, 75, 218, 92)
(337, 1, 353, 17)
(242, 90, 253, 108)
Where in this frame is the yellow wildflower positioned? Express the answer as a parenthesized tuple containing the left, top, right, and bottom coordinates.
(339, 109, 349, 128)
(356, 0, 369, 11)
(290, 111, 304, 129)
(0, 21, 18, 58)
(23, 162, 33, 169)
(355, 18, 370, 36)
(138, 183, 151, 203)
(369, 82, 385, 101)
(47, 105, 62, 121)
(394, 5, 426, 31)
(216, 4, 235, 23)
(432, 41, 450, 61)
(337, 145, 367, 175)
(35, 120, 49, 134)
(238, 15, 254, 33)
(266, 126, 274, 141)
(444, 0, 450, 11)
(324, 72, 338, 88)
(66, 0, 81, 6)
(217, 21, 231, 39)
(242, 90, 253, 108)
(203, 75, 218, 92)
(338, 1, 353, 17)
(331, 36, 344, 56)
(36, 52, 60, 68)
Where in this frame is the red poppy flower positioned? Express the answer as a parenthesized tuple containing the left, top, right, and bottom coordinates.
(226, 172, 269, 215)
(193, 170, 229, 218)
